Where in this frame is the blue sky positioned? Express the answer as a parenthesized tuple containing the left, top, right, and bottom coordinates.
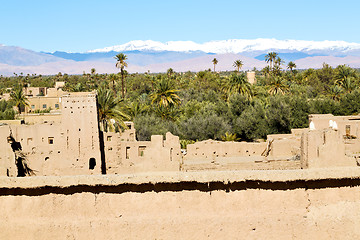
(1, 0, 359, 52)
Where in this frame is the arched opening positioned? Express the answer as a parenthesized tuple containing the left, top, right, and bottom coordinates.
(89, 158, 96, 170)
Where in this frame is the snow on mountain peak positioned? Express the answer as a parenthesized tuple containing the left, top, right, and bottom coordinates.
(87, 39, 360, 54)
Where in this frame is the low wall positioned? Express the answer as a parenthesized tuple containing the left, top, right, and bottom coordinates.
(1, 168, 360, 239)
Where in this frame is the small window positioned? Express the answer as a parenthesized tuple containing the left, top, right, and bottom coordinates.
(126, 147, 130, 159)
(89, 158, 96, 170)
(107, 136, 112, 141)
(138, 146, 146, 157)
(27, 138, 33, 144)
(31, 105, 35, 109)
(346, 125, 351, 136)
(48, 137, 54, 144)
(43, 104, 47, 109)
(55, 104, 59, 109)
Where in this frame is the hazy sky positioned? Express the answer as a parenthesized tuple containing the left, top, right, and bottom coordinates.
(1, 0, 359, 52)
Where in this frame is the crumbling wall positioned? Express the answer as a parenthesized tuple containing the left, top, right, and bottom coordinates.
(105, 132, 181, 174)
(0, 127, 15, 176)
(301, 128, 357, 168)
(183, 130, 304, 171)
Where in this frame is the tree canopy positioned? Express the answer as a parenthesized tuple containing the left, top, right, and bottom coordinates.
(1, 56, 360, 143)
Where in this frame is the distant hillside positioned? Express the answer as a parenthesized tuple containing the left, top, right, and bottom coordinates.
(1, 38, 360, 75)
(46, 50, 212, 66)
(0, 45, 63, 66)
(254, 52, 326, 62)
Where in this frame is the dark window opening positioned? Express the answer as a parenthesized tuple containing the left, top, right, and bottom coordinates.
(89, 158, 96, 170)
(45, 157, 49, 161)
(126, 147, 130, 159)
(48, 137, 54, 144)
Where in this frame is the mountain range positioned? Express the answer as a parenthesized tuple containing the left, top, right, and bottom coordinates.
(1, 39, 360, 76)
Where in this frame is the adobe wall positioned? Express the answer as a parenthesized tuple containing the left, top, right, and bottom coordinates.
(105, 132, 181, 174)
(1, 169, 360, 239)
(246, 71, 256, 84)
(310, 114, 360, 137)
(301, 128, 357, 169)
(0, 93, 102, 176)
(23, 113, 62, 124)
(26, 96, 61, 113)
(183, 129, 304, 171)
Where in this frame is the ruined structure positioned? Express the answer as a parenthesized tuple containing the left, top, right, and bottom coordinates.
(0, 85, 180, 176)
(0, 92, 102, 176)
(1, 85, 360, 177)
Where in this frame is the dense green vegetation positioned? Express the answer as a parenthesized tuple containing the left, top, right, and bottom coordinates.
(0, 100, 15, 120)
(1, 55, 360, 143)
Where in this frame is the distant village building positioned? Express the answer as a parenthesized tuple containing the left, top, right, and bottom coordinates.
(1, 84, 360, 177)
(246, 71, 256, 84)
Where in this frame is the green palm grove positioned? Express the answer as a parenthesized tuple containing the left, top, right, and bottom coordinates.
(1, 52, 360, 143)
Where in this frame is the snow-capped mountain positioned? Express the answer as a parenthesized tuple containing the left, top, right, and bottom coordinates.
(2, 38, 360, 76)
(88, 39, 360, 54)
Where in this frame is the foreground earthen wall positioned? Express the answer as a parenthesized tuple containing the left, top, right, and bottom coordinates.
(1, 170, 360, 239)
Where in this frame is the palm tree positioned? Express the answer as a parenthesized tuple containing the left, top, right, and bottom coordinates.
(108, 73, 118, 91)
(335, 64, 356, 86)
(226, 73, 253, 99)
(341, 77, 355, 93)
(167, 68, 174, 78)
(10, 87, 29, 115)
(233, 60, 243, 72)
(97, 87, 130, 132)
(328, 85, 343, 101)
(150, 77, 181, 108)
(265, 52, 278, 70)
(212, 58, 218, 72)
(267, 76, 288, 95)
(287, 61, 297, 73)
(221, 132, 239, 141)
(261, 66, 271, 79)
(114, 53, 128, 98)
(275, 56, 284, 67)
(154, 105, 179, 121)
(127, 100, 149, 120)
(272, 64, 282, 76)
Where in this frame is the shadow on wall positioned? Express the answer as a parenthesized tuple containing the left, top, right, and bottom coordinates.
(7, 134, 35, 177)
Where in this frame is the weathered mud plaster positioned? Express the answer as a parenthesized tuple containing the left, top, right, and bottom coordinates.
(1, 169, 360, 239)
